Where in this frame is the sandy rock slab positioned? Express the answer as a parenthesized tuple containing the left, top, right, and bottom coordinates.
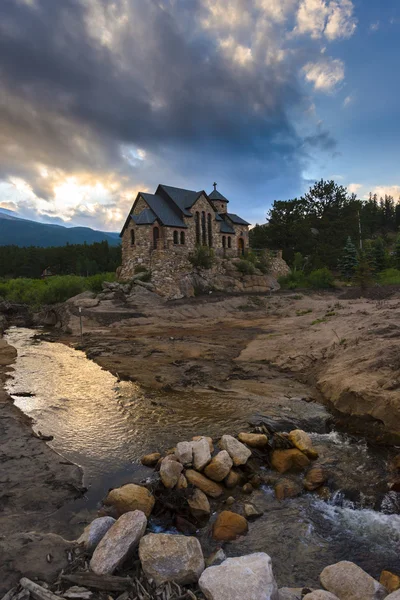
(90, 511, 147, 575)
(320, 561, 387, 600)
(77, 516, 116, 553)
(220, 435, 252, 466)
(199, 553, 279, 600)
(104, 483, 155, 517)
(139, 533, 205, 586)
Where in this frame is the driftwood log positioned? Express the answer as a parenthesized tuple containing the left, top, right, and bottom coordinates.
(61, 573, 132, 592)
(19, 579, 63, 600)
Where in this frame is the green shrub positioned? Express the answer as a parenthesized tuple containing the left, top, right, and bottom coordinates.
(189, 246, 215, 269)
(378, 268, 400, 285)
(243, 251, 257, 264)
(308, 268, 335, 289)
(138, 270, 152, 282)
(236, 260, 256, 275)
(278, 270, 308, 289)
(0, 273, 116, 306)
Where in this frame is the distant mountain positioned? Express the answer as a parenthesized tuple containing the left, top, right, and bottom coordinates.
(0, 209, 120, 247)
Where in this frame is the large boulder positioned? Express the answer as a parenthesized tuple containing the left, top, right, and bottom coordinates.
(192, 437, 212, 471)
(185, 470, 224, 497)
(199, 553, 279, 600)
(288, 430, 318, 459)
(193, 436, 214, 453)
(271, 449, 310, 474)
(238, 433, 269, 448)
(188, 488, 210, 519)
(212, 511, 248, 541)
(77, 516, 116, 553)
(160, 457, 183, 488)
(386, 593, 400, 600)
(204, 451, 233, 482)
(104, 484, 155, 517)
(90, 511, 147, 575)
(139, 533, 205, 586)
(220, 435, 252, 466)
(320, 561, 387, 600)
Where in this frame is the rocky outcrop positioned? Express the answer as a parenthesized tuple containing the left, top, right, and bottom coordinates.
(90, 511, 147, 575)
(139, 533, 205, 586)
(199, 553, 279, 600)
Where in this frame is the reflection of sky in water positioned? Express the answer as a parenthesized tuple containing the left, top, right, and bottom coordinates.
(5, 328, 279, 483)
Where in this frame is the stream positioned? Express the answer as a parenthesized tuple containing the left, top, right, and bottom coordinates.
(5, 327, 400, 588)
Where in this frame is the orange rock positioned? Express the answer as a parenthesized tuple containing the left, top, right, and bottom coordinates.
(274, 479, 302, 501)
(304, 466, 327, 491)
(212, 511, 248, 541)
(238, 433, 268, 448)
(380, 570, 400, 593)
(185, 469, 224, 498)
(141, 453, 161, 467)
(224, 470, 241, 489)
(288, 429, 318, 459)
(271, 449, 310, 474)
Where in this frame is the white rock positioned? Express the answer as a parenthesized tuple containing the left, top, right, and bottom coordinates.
(139, 533, 205, 586)
(199, 553, 279, 600)
(220, 435, 252, 466)
(90, 511, 147, 575)
(160, 456, 183, 488)
(303, 593, 340, 600)
(320, 561, 387, 600)
(77, 517, 116, 553)
(192, 438, 212, 471)
(176, 441, 193, 466)
(386, 593, 400, 600)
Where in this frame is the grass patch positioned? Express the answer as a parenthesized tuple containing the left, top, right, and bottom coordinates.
(325, 311, 336, 317)
(279, 267, 335, 290)
(0, 273, 116, 307)
(296, 308, 313, 316)
(311, 318, 327, 325)
(378, 268, 400, 285)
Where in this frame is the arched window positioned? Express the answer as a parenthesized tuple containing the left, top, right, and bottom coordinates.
(130, 229, 135, 246)
(173, 230, 179, 245)
(153, 226, 160, 249)
(201, 211, 207, 245)
(228, 237, 232, 248)
(207, 213, 212, 247)
(222, 236, 226, 248)
(195, 212, 201, 244)
(180, 231, 185, 245)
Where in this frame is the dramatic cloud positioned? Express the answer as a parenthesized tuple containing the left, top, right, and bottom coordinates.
(303, 58, 345, 91)
(0, 0, 357, 229)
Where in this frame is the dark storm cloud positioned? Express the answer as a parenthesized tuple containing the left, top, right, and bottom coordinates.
(0, 0, 337, 218)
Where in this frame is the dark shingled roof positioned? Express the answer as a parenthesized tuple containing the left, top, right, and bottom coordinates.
(131, 208, 157, 225)
(140, 193, 187, 228)
(158, 185, 203, 215)
(209, 189, 229, 203)
(226, 213, 250, 226)
(220, 220, 235, 234)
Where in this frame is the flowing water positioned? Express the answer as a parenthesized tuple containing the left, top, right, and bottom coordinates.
(5, 327, 400, 587)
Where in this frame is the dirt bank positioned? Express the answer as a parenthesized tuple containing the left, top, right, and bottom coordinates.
(0, 337, 85, 592)
(57, 287, 400, 443)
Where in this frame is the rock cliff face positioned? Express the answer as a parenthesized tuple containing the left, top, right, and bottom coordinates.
(121, 253, 290, 301)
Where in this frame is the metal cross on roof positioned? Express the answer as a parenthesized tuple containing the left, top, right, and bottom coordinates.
(213, 182, 217, 190)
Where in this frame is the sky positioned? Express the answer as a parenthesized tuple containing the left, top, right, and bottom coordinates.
(0, 0, 399, 232)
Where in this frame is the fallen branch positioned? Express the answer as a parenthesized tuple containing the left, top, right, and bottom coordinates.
(61, 573, 132, 592)
(20, 578, 63, 600)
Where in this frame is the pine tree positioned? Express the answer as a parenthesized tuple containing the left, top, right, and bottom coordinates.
(395, 234, 400, 270)
(339, 236, 358, 280)
(354, 250, 374, 291)
(373, 237, 387, 272)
